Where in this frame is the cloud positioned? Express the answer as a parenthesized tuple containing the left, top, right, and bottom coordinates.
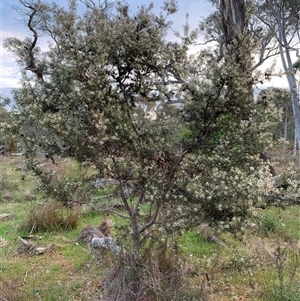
(1, 30, 23, 88)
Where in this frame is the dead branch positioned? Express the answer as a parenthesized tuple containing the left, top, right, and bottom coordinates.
(20, 1, 44, 81)
(23, 267, 34, 283)
(0, 213, 11, 221)
(15, 237, 53, 256)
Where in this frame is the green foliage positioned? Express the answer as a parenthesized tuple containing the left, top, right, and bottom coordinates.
(293, 59, 300, 71)
(32, 159, 96, 207)
(0, 106, 16, 149)
(259, 214, 281, 235)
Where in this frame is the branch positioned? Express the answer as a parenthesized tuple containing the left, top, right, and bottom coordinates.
(133, 188, 145, 216)
(20, 1, 44, 81)
(86, 203, 130, 219)
(166, 150, 188, 184)
(73, 196, 130, 219)
(251, 40, 280, 71)
(106, 146, 133, 216)
(138, 202, 161, 234)
(138, 150, 188, 235)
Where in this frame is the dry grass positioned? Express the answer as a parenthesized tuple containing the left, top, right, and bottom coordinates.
(0, 276, 28, 301)
(79, 219, 113, 243)
(20, 202, 80, 233)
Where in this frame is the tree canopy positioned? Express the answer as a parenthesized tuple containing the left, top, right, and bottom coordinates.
(3, 0, 282, 299)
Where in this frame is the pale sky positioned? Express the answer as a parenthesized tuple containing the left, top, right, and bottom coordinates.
(0, 0, 290, 94)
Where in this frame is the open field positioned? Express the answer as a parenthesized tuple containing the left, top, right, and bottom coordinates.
(0, 155, 299, 300)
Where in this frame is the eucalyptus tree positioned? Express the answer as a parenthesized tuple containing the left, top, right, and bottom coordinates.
(255, 0, 300, 157)
(3, 0, 279, 299)
(204, 0, 280, 74)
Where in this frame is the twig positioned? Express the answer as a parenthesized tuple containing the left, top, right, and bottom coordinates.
(29, 220, 37, 236)
(24, 267, 34, 283)
(18, 236, 29, 246)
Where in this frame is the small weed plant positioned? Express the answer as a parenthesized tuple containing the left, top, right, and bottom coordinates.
(260, 214, 281, 235)
(265, 244, 300, 301)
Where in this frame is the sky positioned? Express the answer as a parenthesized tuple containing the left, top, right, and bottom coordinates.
(0, 0, 290, 98)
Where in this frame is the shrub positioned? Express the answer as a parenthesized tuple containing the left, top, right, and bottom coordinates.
(0, 171, 19, 192)
(264, 245, 300, 301)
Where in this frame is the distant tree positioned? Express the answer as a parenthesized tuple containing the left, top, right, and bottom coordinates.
(258, 87, 293, 150)
(255, 0, 300, 157)
(3, 0, 279, 299)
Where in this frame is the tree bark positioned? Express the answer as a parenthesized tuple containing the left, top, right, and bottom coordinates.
(277, 12, 300, 157)
(220, 0, 246, 45)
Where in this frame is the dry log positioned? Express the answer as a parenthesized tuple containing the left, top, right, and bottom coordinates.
(15, 237, 53, 256)
(0, 213, 11, 221)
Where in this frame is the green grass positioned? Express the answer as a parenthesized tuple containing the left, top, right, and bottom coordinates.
(179, 231, 217, 258)
(0, 156, 299, 301)
(258, 206, 300, 240)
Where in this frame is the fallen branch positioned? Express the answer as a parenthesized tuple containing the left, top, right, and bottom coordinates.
(15, 237, 53, 256)
(210, 235, 226, 247)
(79, 219, 126, 257)
(0, 213, 12, 221)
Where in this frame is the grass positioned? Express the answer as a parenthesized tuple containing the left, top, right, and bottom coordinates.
(0, 155, 299, 300)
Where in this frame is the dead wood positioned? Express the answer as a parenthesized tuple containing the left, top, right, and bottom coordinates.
(14, 237, 54, 256)
(0, 214, 12, 221)
(78, 219, 113, 243)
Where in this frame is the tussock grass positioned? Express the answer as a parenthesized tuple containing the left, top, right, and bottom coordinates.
(0, 276, 29, 301)
(20, 202, 80, 233)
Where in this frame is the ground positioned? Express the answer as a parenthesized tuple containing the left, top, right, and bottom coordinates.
(0, 154, 299, 300)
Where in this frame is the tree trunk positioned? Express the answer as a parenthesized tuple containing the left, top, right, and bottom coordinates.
(220, 0, 246, 45)
(277, 21, 300, 158)
(283, 113, 287, 153)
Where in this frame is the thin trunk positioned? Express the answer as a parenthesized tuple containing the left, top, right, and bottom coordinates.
(283, 113, 287, 153)
(220, 0, 246, 45)
(294, 131, 297, 156)
(130, 213, 139, 268)
(277, 23, 300, 158)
